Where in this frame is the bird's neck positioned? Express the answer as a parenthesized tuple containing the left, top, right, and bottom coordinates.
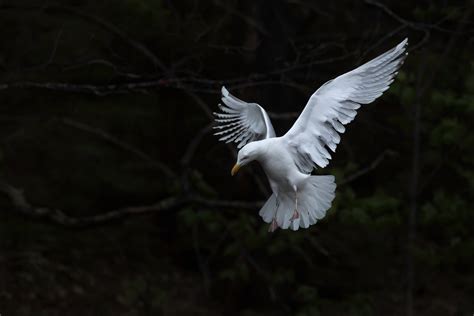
(251, 140, 270, 161)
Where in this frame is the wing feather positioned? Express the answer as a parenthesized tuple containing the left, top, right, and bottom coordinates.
(214, 86, 276, 148)
(283, 38, 408, 173)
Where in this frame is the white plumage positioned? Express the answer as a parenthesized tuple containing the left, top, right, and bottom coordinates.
(214, 39, 408, 231)
(214, 87, 275, 148)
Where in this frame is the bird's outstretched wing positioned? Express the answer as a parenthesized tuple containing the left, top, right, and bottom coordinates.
(214, 86, 276, 148)
(283, 38, 408, 173)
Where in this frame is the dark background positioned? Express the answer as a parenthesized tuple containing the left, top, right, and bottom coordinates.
(0, 0, 473, 315)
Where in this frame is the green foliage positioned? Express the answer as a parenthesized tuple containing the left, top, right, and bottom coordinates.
(339, 189, 401, 227)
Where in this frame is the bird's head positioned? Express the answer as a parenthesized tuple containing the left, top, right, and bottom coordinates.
(231, 142, 261, 176)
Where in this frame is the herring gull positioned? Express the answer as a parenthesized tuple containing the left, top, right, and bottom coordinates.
(214, 38, 408, 231)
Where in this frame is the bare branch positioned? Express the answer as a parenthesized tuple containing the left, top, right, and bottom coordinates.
(267, 111, 299, 120)
(213, 0, 270, 36)
(0, 4, 167, 71)
(364, 0, 431, 50)
(62, 59, 142, 79)
(181, 123, 214, 167)
(191, 196, 263, 210)
(338, 150, 395, 186)
(26, 28, 64, 71)
(364, 0, 425, 31)
(60, 118, 176, 179)
(0, 181, 263, 227)
(0, 181, 177, 226)
(0, 80, 167, 96)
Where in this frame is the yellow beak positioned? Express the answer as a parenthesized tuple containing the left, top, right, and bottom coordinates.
(231, 163, 241, 176)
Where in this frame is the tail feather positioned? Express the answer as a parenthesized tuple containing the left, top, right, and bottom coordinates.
(258, 175, 336, 231)
(259, 194, 277, 223)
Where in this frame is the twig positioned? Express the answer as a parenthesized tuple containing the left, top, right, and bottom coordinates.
(26, 28, 64, 71)
(364, 0, 431, 50)
(0, 80, 167, 96)
(44, 4, 165, 71)
(364, 0, 425, 31)
(191, 196, 263, 209)
(180, 123, 214, 194)
(60, 118, 176, 178)
(181, 123, 214, 167)
(213, 0, 270, 36)
(62, 59, 142, 79)
(338, 150, 395, 186)
(267, 111, 299, 120)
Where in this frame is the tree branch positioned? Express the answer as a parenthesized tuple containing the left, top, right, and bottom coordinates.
(0, 80, 169, 96)
(59, 118, 176, 178)
(338, 150, 395, 186)
(0, 181, 263, 227)
(0, 4, 167, 71)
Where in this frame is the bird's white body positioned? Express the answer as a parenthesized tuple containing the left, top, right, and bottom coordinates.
(214, 38, 408, 231)
(239, 138, 335, 231)
(254, 138, 308, 192)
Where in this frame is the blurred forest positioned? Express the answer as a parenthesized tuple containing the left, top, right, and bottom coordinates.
(0, 0, 473, 315)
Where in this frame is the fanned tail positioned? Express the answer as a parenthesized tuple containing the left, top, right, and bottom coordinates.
(259, 175, 336, 231)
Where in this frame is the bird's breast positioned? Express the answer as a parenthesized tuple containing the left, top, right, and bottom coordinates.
(259, 144, 305, 190)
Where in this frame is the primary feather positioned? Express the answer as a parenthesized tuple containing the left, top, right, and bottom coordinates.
(213, 86, 275, 148)
(283, 38, 408, 173)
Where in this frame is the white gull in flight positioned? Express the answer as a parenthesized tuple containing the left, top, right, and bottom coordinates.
(214, 38, 408, 232)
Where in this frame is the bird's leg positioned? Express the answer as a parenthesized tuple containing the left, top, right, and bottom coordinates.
(268, 218, 278, 233)
(269, 196, 280, 233)
(290, 186, 299, 221)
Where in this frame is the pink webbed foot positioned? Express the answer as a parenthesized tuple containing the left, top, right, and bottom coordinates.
(268, 218, 278, 233)
(290, 210, 299, 221)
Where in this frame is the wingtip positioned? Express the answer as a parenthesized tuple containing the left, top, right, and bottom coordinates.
(399, 37, 409, 49)
(392, 38, 408, 57)
(221, 86, 229, 97)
